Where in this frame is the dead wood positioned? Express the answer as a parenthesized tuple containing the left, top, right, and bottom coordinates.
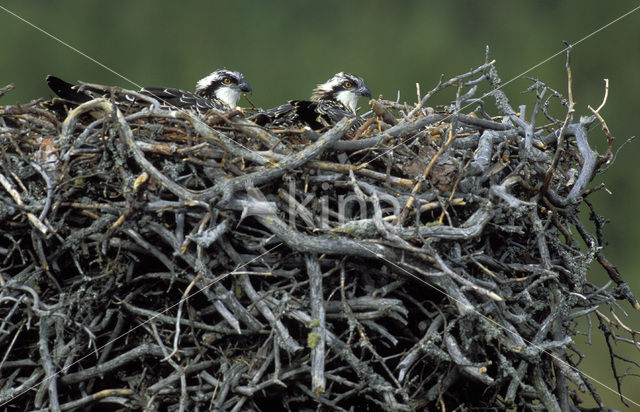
(0, 51, 637, 411)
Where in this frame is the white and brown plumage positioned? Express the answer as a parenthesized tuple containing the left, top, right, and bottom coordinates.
(252, 72, 371, 130)
(46, 69, 252, 112)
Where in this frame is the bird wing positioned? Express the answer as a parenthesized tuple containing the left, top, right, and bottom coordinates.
(250, 102, 296, 126)
(140, 87, 225, 112)
(47, 75, 141, 108)
(251, 100, 365, 131)
(294, 100, 365, 130)
(46, 75, 99, 103)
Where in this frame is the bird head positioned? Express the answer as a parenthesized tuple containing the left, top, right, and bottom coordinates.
(311, 72, 371, 113)
(195, 69, 252, 108)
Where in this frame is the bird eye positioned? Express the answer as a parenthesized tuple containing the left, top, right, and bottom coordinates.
(223, 77, 232, 84)
(344, 81, 353, 88)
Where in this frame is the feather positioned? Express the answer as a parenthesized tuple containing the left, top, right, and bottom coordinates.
(251, 72, 371, 131)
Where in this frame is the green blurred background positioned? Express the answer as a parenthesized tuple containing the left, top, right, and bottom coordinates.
(2, 0, 639, 408)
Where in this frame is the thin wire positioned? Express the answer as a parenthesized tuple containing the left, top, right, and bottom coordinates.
(360, 4, 640, 170)
(497, 4, 640, 92)
(0, 4, 272, 164)
(1, 2, 639, 408)
(0, 5, 143, 90)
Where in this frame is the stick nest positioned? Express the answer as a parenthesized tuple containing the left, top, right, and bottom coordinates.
(0, 57, 638, 411)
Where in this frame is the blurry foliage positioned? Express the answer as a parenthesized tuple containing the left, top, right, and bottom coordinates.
(2, 0, 639, 408)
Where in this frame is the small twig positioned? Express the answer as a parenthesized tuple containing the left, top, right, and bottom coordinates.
(38, 317, 61, 412)
(305, 253, 326, 394)
(0, 83, 15, 97)
(0, 172, 48, 234)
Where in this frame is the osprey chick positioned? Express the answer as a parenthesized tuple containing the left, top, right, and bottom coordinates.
(46, 69, 252, 112)
(143, 69, 252, 111)
(252, 72, 371, 130)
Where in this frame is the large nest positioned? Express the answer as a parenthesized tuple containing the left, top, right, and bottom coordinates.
(1, 53, 638, 411)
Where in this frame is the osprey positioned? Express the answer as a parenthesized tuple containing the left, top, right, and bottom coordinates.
(252, 72, 371, 131)
(46, 69, 252, 112)
(142, 69, 252, 111)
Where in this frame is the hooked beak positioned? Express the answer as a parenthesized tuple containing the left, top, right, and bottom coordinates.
(358, 85, 372, 99)
(239, 81, 253, 95)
